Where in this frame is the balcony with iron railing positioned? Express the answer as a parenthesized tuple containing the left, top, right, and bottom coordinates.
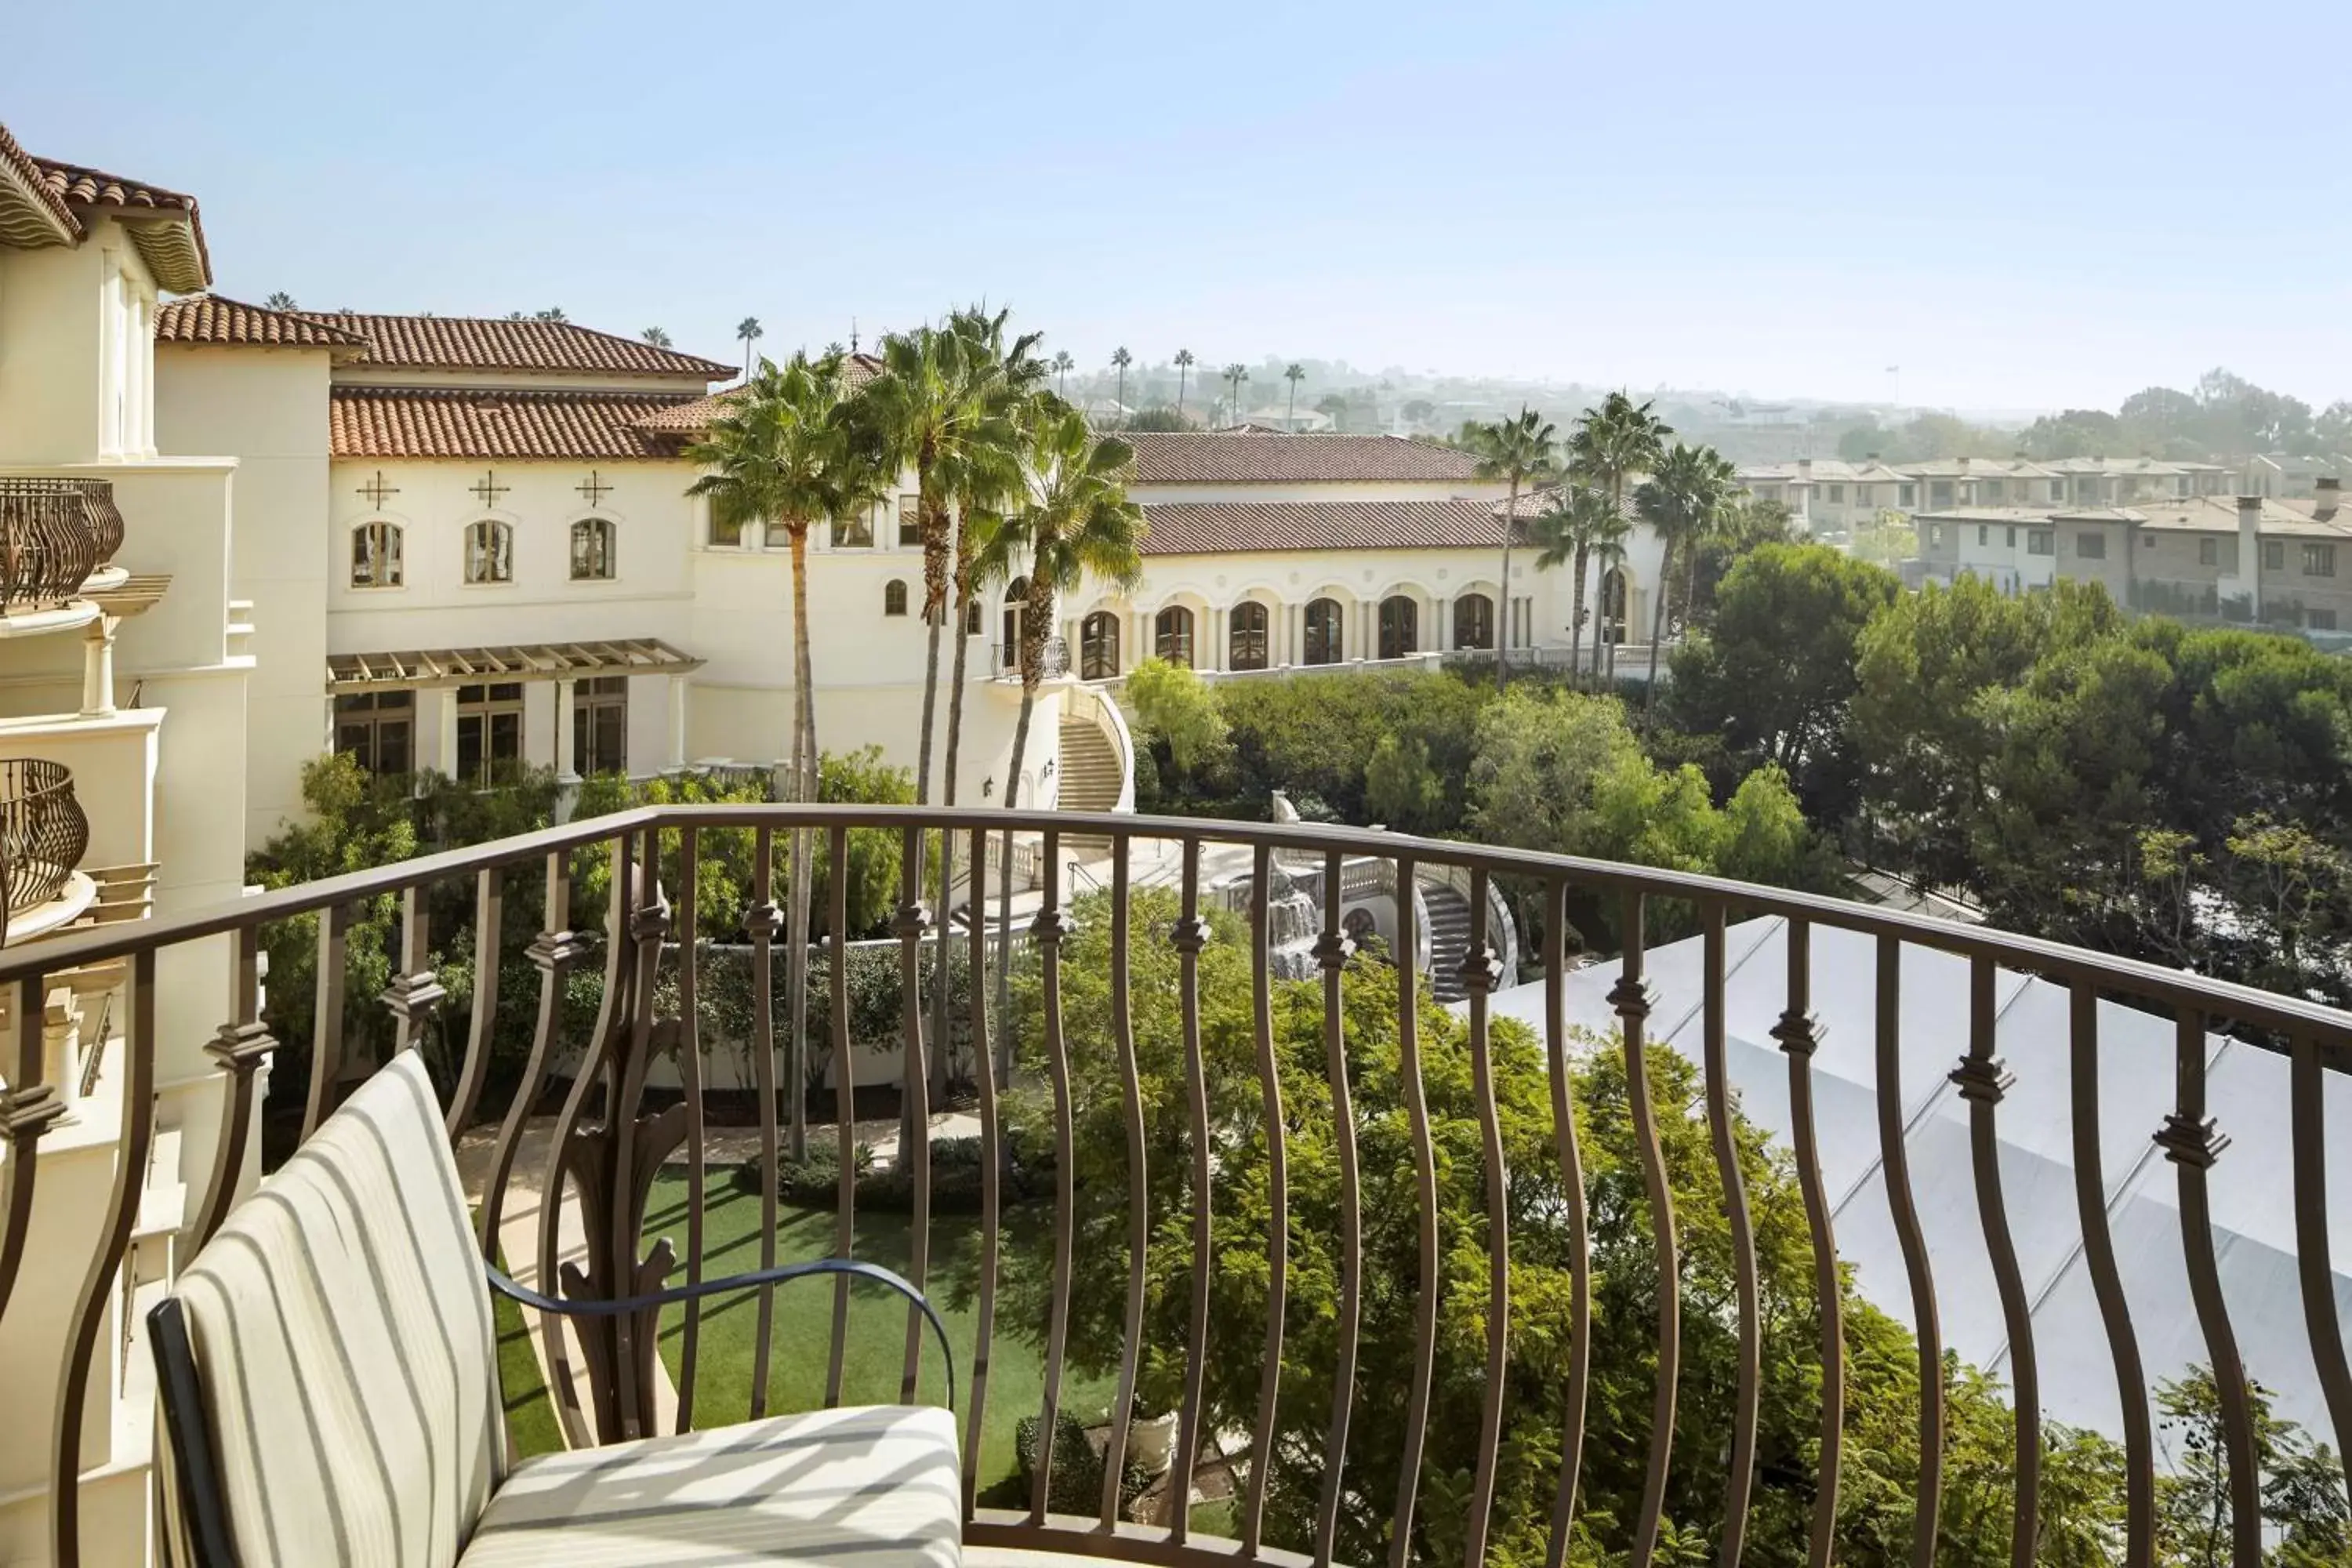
(2, 804, 2349, 1567)
(0, 478, 126, 626)
(0, 757, 89, 942)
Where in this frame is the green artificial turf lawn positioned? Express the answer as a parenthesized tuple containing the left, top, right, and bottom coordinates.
(642, 1167, 1113, 1493)
(488, 1250, 565, 1459)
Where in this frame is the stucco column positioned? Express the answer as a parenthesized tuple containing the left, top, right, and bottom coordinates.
(1207, 606, 1223, 670)
(554, 677, 579, 782)
(668, 674, 689, 768)
(437, 688, 460, 778)
(79, 617, 117, 718)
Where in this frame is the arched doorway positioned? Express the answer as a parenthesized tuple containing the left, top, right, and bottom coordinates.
(1229, 601, 1269, 670)
(1452, 592, 1494, 651)
(1600, 568, 1629, 644)
(1378, 594, 1417, 659)
(1303, 597, 1344, 665)
(1080, 611, 1120, 679)
(1154, 605, 1196, 667)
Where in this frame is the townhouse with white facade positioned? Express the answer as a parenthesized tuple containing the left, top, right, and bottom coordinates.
(1738, 452, 2235, 534)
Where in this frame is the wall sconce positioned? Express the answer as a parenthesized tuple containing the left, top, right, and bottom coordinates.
(982, 776, 994, 798)
(1043, 758, 1056, 779)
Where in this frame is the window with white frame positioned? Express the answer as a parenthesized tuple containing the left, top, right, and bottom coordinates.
(351, 521, 404, 588)
(573, 677, 628, 775)
(456, 683, 524, 783)
(463, 519, 514, 584)
(570, 517, 616, 580)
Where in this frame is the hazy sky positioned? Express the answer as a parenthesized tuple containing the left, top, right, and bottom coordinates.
(8, 0, 2347, 414)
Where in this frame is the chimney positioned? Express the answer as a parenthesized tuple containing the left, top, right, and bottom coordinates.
(1797, 457, 1813, 477)
(1866, 451, 1882, 463)
(2239, 495, 2264, 621)
(2318, 476, 2342, 523)
(1958, 456, 1972, 472)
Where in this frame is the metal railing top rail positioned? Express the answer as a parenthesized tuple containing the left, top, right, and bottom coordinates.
(2, 804, 2347, 1047)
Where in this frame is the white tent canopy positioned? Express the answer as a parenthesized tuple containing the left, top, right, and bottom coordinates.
(1470, 915, 2352, 1447)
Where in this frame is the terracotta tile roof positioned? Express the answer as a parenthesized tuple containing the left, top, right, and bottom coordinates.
(25, 151, 211, 290)
(299, 314, 734, 379)
(155, 295, 369, 350)
(1138, 498, 1517, 555)
(329, 387, 706, 459)
(0, 122, 80, 244)
(631, 354, 884, 436)
(1118, 430, 1483, 485)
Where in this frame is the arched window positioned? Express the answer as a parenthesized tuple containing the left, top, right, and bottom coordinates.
(1229, 601, 1269, 670)
(570, 517, 616, 580)
(463, 519, 513, 585)
(1600, 568, 1628, 643)
(351, 521, 404, 588)
(884, 579, 909, 616)
(1080, 611, 1120, 680)
(964, 597, 984, 636)
(1378, 595, 1417, 659)
(1153, 605, 1195, 667)
(1452, 592, 1494, 651)
(1302, 597, 1343, 665)
(1001, 576, 1029, 652)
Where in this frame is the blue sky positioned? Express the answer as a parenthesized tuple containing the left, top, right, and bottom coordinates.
(7, 0, 2347, 413)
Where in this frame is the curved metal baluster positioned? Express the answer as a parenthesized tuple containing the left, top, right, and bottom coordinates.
(745, 828, 782, 1420)
(1769, 916, 1840, 1568)
(1242, 843, 1290, 1558)
(1613, 890, 1675, 1568)
(1029, 833, 1073, 1523)
(538, 833, 632, 1448)
(897, 823, 935, 1403)
(961, 825, 994, 1515)
(2157, 1007, 2257, 1566)
(1172, 837, 1217, 1548)
(1951, 953, 2035, 1568)
(1702, 904, 1761, 1566)
(827, 823, 857, 1410)
(2292, 1033, 2352, 1506)
(605, 826, 670, 1443)
(49, 949, 154, 1568)
(382, 882, 445, 1058)
(480, 851, 579, 1258)
(1101, 834, 1149, 1530)
(1312, 848, 1362, 1568)
(1876, 934, 1941, 1568)
(674, 827, 707, 1433)
(0, 975, 60, 1330)
(301, 901, 353, 1137)
(194, 927, 274, 1248)
(2071, 979, 2154, 1566)
(1389, 851, 1439, 1568)
(1544, 876, 1593, 1568)
(445, 868, 503, 1138)
(1462, 868, 1509, 1567)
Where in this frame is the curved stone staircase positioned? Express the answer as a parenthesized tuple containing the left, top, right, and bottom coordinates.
(1421, 880, 1474, 1004)
(1056, 716, 1123, 858)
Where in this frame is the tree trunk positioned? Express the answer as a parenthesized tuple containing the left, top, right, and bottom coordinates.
(915, 488, 947, 804)
(786, 524, 818, 1160)
(1497, 477, 1519, 694)
(935, 512, 978, 1099)
(1644, 537, 1672, 713)
(1570, 546, 1590, 690)
(996, 572, 1058, 1077)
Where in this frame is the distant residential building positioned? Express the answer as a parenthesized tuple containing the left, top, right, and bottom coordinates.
(1738, 454, 2233, 533)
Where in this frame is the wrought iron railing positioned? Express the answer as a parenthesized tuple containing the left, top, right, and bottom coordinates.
(0, 478, 118, 609)
(0, 758, 87, 937)
(2, 804, 2349, 1567)
(994, 635, 1072, 681)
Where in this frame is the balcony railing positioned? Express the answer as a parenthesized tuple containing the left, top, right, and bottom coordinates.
(993, 634, 1072, 681)
(0, 478, 120, 610)
(0, 758, 87, 937)
(2, 805, 2350, 1567)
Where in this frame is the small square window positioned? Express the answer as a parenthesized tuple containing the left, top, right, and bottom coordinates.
(897, 495, 922, 546)
(2265, 540, 2288, 572)
(2076, 532, 2107, 560)
(2304, 543, 2336, 577)
(2027, 529, 2054, 557)
(2199, 538, 2218, 566)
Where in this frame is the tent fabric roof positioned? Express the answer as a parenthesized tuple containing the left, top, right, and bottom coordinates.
(1471, 915, 2352, 1447)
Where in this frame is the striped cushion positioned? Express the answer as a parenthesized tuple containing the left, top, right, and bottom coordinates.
(457, 1405, 962, 1567)
(173, 1051, 505, 1568)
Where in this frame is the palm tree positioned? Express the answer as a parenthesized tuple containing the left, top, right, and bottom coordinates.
(976, 406, 1144, 1044)
(1460, 406, 1561, 691)
(1111, 347, 1133, 416)
(1532, 485, 1619, 688)
(737, 316, 764, 378)
(1052, 350, 1074, 398)
(685, 350, 888, 1158)
(1284, 362, 1306, 428)
(641, 326, 673, 347)
(1224, 363, 1250, 423)
(263, 291, 296, 311)
(1632, 442, 1738, 707)
(1566, 391, 1671, 686)
(533, 307, 568, 322)
(1174, 349, 1195, 415)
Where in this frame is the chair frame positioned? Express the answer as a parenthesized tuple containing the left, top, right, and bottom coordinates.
(151, 1256, 953, 1568)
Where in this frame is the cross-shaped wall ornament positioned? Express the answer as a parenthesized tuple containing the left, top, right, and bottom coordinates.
(357, 470, 400, 508)
(470, 470, 510, 508)
(575, 470, 613, 507)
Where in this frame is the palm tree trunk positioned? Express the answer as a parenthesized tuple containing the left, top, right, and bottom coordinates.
(916, 495, 946, 803)
(786, 524, 818, 1159)
(935, 517, 978, 1098)
(1570, 546, 1590, 690)
(1497, 477, 1519, 693)
(1644, 537, 1672, 713)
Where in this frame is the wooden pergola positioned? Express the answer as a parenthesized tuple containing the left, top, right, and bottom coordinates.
(325, 637, 703, 693)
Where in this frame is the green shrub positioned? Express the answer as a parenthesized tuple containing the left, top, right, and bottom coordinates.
(1012, 1410, 1152, 1520)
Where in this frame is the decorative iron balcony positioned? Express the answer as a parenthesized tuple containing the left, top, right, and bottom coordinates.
(2, 805, 2347, 1567)
(0, 757, 87, 937)
(994, 634, 1072, 681)
(0, 477, 120, 611)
